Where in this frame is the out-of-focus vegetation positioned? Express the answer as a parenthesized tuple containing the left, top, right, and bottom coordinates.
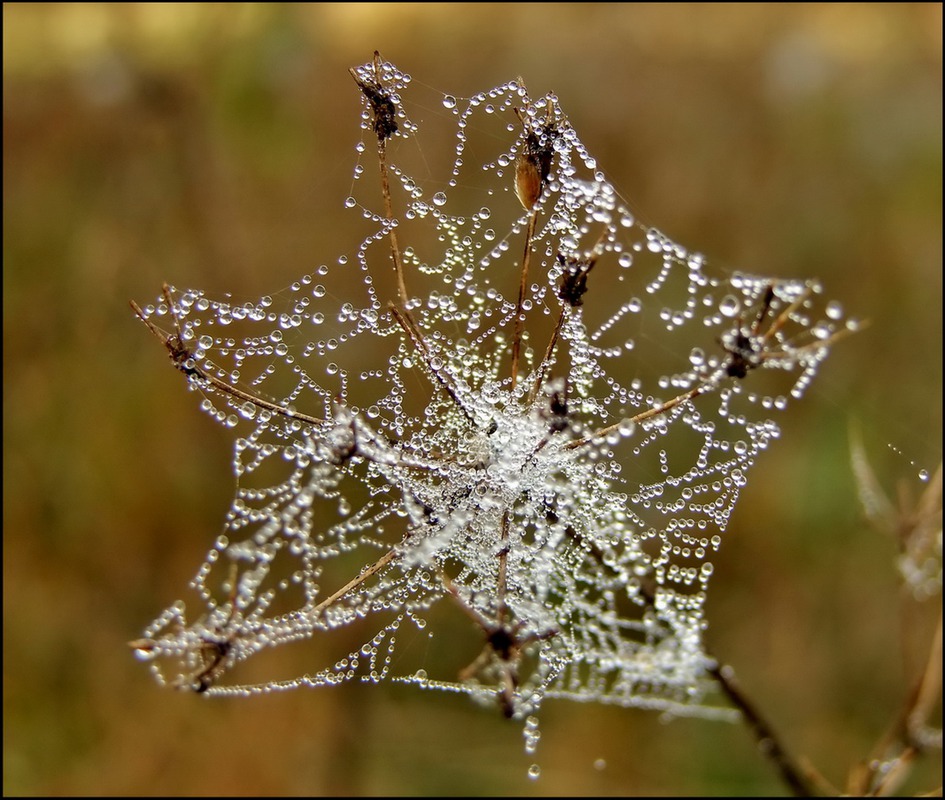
(4, 4, 940, 795)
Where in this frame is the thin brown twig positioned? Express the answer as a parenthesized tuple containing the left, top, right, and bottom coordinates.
(377, 140, 409, 307)
(527, 307, 566, 407)
(509, 97, 556, 392)
(130, 288, 326, 428)
(496, 511, 511, 623)
(705, 659, 817, 797)
(311, 546, 399, 615)
(350, 51, 409, 307)
(564, 387, 704, 451)
(389, 304, 476, 425)
(559, 528, 817, 796)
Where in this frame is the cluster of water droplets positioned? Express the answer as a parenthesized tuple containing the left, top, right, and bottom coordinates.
(132, 56, 854, 751)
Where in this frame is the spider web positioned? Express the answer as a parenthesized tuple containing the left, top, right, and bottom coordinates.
(131, 55, 854, 727)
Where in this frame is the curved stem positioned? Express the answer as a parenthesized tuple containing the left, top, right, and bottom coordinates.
(705, 659, 816, 797)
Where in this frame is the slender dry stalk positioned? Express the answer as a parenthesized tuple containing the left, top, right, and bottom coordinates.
(705, 660, 816, 796)
(350, 51, 409, 308)
(130, 287, 326, 428)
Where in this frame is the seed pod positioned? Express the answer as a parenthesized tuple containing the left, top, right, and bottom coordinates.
(350, 51, 398, 143)
(515, 146, 545, 210)
(513, 101, 557, 210)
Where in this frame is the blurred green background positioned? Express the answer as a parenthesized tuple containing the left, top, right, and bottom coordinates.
(4, 4, 941, 795)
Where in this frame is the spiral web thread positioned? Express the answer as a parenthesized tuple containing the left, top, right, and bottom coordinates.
(130, 55, 856, 727)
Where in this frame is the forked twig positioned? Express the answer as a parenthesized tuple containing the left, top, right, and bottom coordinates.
(439, 568, 555, 718)
(389, 304, 476, 425)
(568, 284, 859, 451)
(129, 563, 242, 693)
(130, 285, 325, 428)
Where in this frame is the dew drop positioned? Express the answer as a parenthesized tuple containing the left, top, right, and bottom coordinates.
(719, 295, 740, 317)
(432, 192, 448, 207)
(442, 95, 457, 109)
(527, 764, 541, 780)
(133, 645, 156, 661)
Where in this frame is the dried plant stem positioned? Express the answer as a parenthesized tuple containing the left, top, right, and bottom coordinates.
(311, 547, 399, 615)
(528, 308, 566, 407)
(377, 141, 410, 308)
(510, 210, 538, 391)
(569, 535, 817, 797)
(565, 386, 705, 451)
(350, 52, 410, 308)
(496, 511, 511, 622)
(389, 304, 476, 425)
(527, 228, 606, 405)
(760, 286, 808, 345)
(130, 293, 326, 428)
(562, 527, 817, 795)
(705, 660, 816, 797)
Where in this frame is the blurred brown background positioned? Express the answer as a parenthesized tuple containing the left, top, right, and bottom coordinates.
(4, 4, 941, 796)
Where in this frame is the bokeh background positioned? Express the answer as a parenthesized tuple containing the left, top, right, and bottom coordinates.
(4, 4, 941, 796)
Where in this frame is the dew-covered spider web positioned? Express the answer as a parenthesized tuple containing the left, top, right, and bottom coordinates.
(131, 54, 857, 737)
